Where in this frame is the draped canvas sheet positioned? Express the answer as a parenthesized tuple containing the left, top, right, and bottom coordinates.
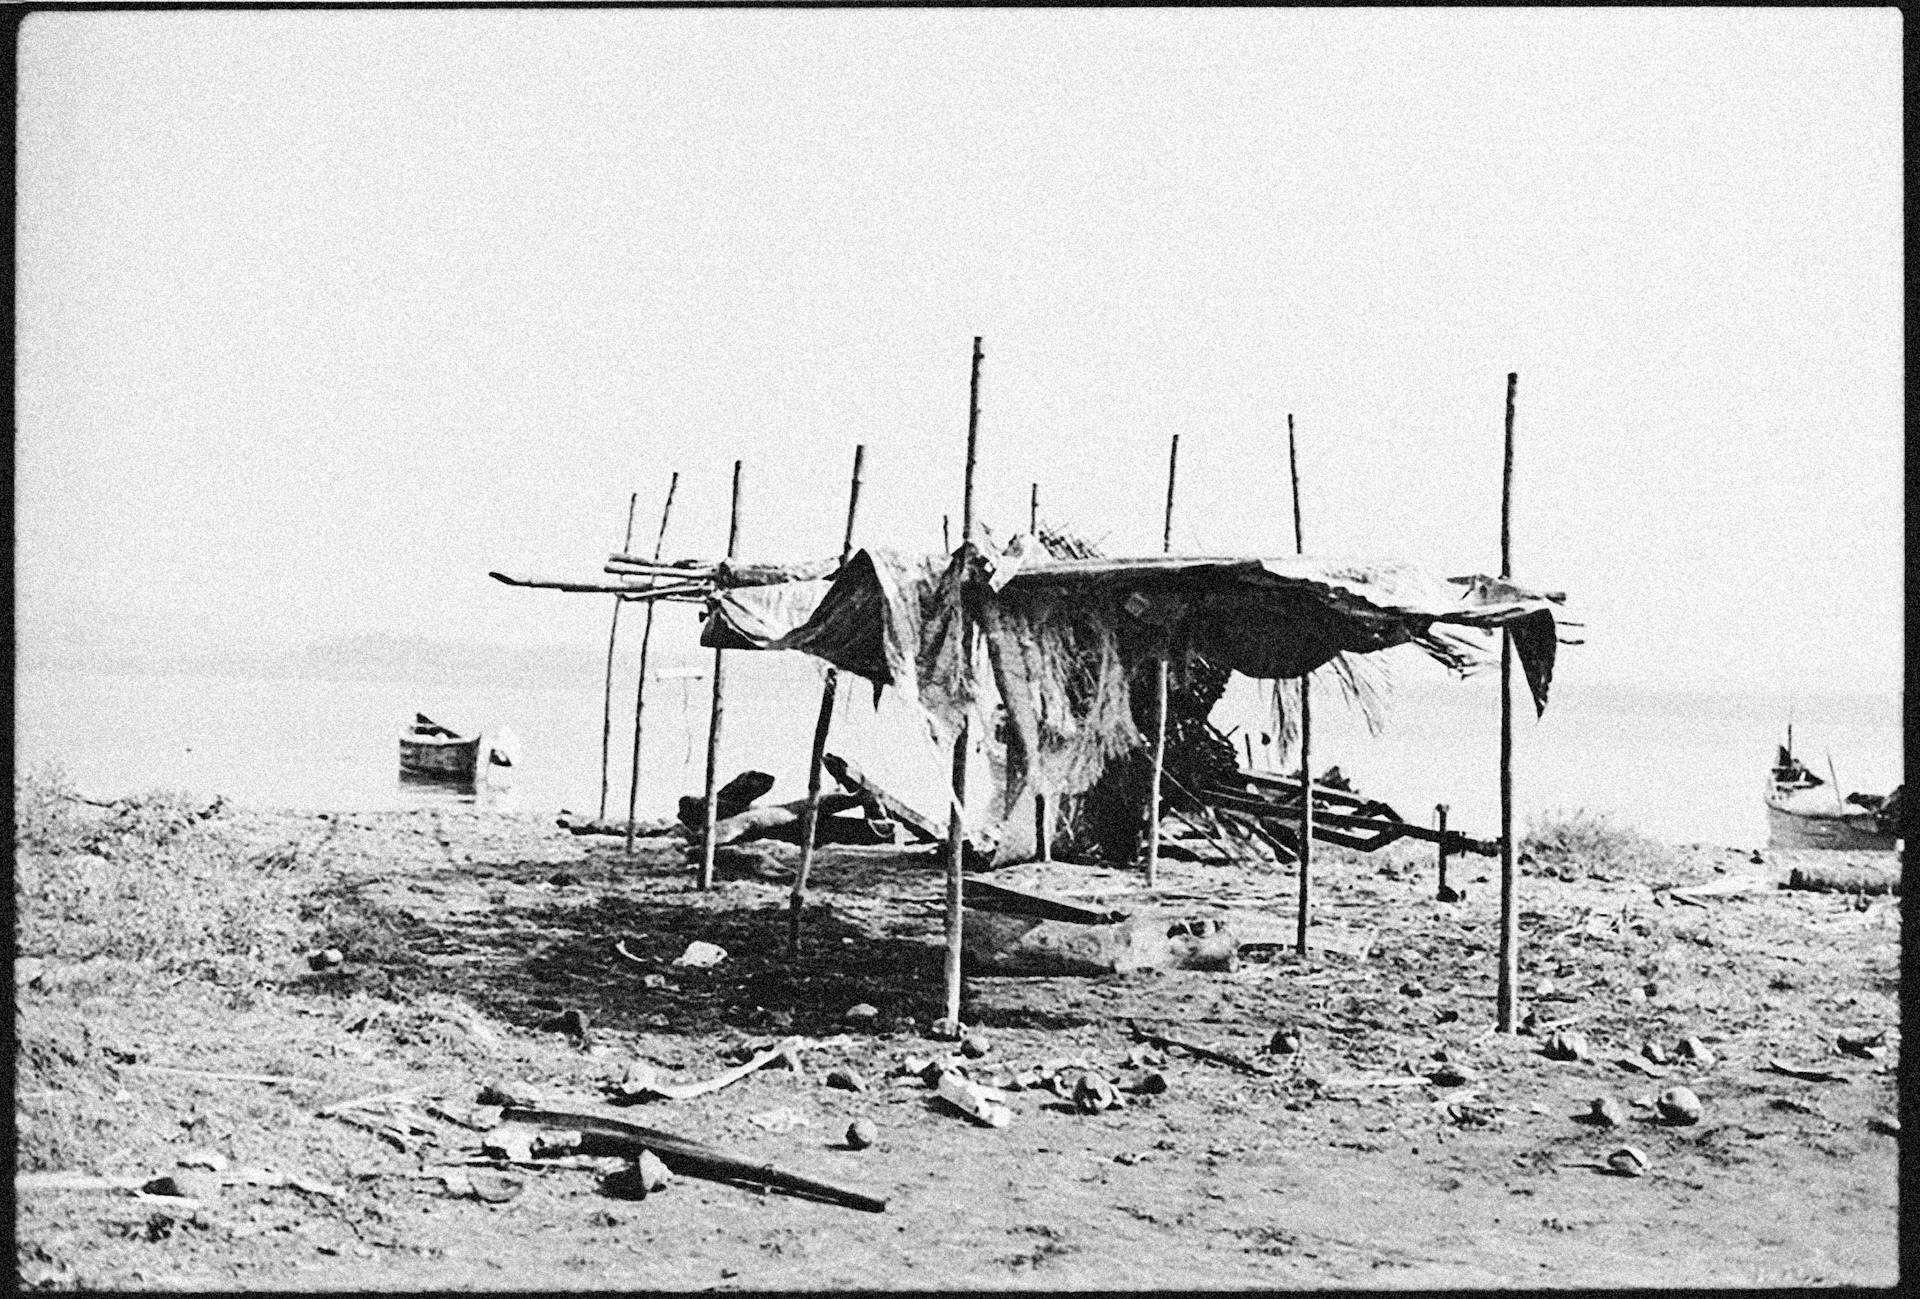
(700, 538, 1566, 814)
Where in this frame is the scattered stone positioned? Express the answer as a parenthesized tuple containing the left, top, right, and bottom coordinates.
(542, 1008, 591, 1039)
(641, 974, 668, 990)
(843, 1003, 880, 1026)
(1113, 1151, 1146, 1166)
(1535, 978, 1556, 997)
(672, 941, 728, 969)
(307, 948, 344, 971)
(177, 1149, 228, 1173)
(1436, 883, 1466, 903)
(1655, 1086, 1703, 1126)
(1427, 1063, 1475, 1088)
(1267, 1026, 1302, 1055)
(934, 1072, 1012, 1127)
(960, 1032, 991, 1060)
(1605, 1146, 1650, 1178)
(1586, 1097, 1628, 1128)
(1128, 1070, 1170, 1096)
(143, 1170, 221, 1201)
(1836, 1029, 1887, 1061)
(1641, 1042, 1668, 1066)
(1626, 987, 1646, 1005)
(1073, 1073, 1123, 1115)
(482, 1127, 536, 1162)
(476, 1079, 543, 1108)
(1398, 981, 1426, 998)
(1543, 1030, 1592, 1062)
(1674, 1037, 1715, 1067)
(548, 871, 582, 888)
(846, 1118, 878, 1150)
(825, 1067, 868, 1094)
(468, 1170, 526, 1203)
(601, 1151, 672, 1199)
(930, 1017, 965, 1041)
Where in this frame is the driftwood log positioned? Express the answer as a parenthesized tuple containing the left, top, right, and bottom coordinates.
(822, 753, 942, 842)
(961, 910, 1238, 976)
(678, 770, 777, 829)
(501, 1106, 886, 1212)
(1785, 862, 1901, 895)
(710, 793, 882, 847)
(557, 813, 681, 839)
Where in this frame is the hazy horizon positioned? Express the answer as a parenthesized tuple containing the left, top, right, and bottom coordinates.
(15, 10, 1903, 704)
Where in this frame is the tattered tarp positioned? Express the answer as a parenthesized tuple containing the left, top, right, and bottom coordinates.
(701, 536, 1566, 805)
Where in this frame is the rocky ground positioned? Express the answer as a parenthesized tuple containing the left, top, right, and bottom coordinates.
(13, 794, 1902, 1289)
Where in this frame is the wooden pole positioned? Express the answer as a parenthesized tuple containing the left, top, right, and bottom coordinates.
(699, 460, 744, 890)
(1497, 372, 1518, 1032)
(941, 338, 983, 1034)
(1145, 433, 1179, 888)
(942, 514, 951, 553)
(624, 473, 680, 855)
(789, 444, 866, 957)
(1290, 415, 1313, 957)
(1030, 481, 1052, 864)
(1435, 803, 1451, 898)
(599, 493, 640, 821)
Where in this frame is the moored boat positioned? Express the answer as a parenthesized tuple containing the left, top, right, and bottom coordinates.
(1764, 731, 1900, 851)
(400, 714, 482, 783)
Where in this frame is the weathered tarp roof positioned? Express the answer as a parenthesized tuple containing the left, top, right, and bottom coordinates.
(704, 538, 1566, 714)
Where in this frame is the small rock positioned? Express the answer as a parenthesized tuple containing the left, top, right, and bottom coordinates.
(1587, 1097, 1628, 1128)
(1428, 1063, 1475, 1088)
(1398, 981, 1426, 998)
(641, 974, 668, 990)
(1113, 1151, 1145, 1165)
(960, 1032, 991, 1060)
(1655, 1086, 1702, 1126)
(1128, 1070, 1170, 1096)
(1626, 987, 1646, 1005)
(1073, 1073, 1122, 1115)
(1674, 1037, 1715, 1067)
(1605, 1146, 1650, 1178)
(307, 948, 344, 971)
(1535, 978, 1556, 997)
(846, 1118, 878, 1150)
(824, 1067, 868, 1094)
(672, 941, 728, 969)
(1836, 1029, 1887, 1060)
(1543, 1030, 1592, 1062)
(143, 1170, 220, 1201)
(929, 1017, 965, 1041)
(1267, 1026, 1301, 1055)
(1749, 851, 1764, 865)
(542, 1008, 591, 1039)
(601, 1150, 672, 1199)
(476, 1079, 542, 1107)
(482, 1127, 536, 1162)
(843, 1003, 880, 1026)
(1641, 1042, 1668, 1065)
(178, 1149, 228, 1173)
(1436, 883, 1465, 903)
(548, 871, 582, 887)
(468, 1170, 525, 1203)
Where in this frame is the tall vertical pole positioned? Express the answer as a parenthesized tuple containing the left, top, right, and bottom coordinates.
(1030, 481, 1053, 864)
(624, 473, 680, 854)
(699, 460, 744, 890)
(1145, 434, 1180, 888)
(1291, 416, 1313, 957)
(1497, 372, 1519, 1032)
(941, 338, 983, 1034)
(599, 493, 640, 821)
(790, 444, 867, 957)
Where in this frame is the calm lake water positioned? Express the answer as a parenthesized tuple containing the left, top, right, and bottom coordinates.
(14, 661, 1901, 851)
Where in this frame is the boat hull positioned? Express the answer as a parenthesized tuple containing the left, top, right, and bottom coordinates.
(400, 735, 482, 782)
(1765, 793, 1898, 852)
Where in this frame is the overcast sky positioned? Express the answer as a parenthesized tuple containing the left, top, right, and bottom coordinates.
(15, 8, 1902, 695)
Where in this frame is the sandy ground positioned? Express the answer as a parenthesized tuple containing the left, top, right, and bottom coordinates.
(13, 805, 1901, 1289)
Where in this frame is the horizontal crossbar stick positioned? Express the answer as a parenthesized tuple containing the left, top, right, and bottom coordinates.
(488, 573, 707, 598)
(1200, 787, 1500, 856)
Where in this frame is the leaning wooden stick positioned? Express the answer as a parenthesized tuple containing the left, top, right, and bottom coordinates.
(1290, 415, 1312, 957)
(599, 492, 640, 821)
(1145, 433, 1180, 888)
(1497, 371, 1519, 1032)
(1030, 481, 1052, 863)
(1127, 1021, 1277, 1077)
(791, 444, 867, 958)
(699, 461, 744, 889)
(624, 472, 680, 855)
(942, 338, 983, 1032)
(501, 1106, 887, 1213)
